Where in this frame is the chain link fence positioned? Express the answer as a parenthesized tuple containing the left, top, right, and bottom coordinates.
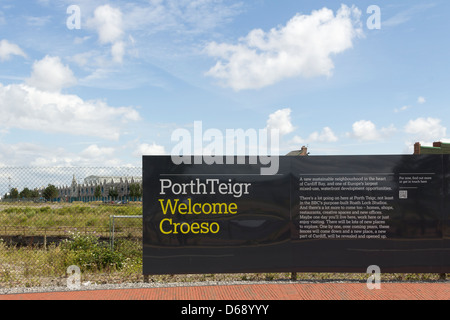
(1, 167, 447, 289)
(0, 167, 143, 288)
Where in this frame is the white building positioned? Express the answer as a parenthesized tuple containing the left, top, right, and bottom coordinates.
(58, 175, 142, 202)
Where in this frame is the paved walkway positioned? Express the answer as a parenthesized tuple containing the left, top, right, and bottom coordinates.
(1, 282, 448, 300)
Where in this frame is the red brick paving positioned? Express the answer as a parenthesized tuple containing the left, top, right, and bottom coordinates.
(1, 282, 448, 300)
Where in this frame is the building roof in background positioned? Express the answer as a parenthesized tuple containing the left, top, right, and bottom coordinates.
(83, 175, 142, 185)
(286, 146, 309, 156)
(414, 142, 450, 154)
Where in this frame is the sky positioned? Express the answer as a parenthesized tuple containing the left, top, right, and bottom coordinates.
(0, 0, 449, 168)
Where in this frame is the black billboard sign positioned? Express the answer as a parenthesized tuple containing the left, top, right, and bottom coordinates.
(143, 155, 449, 275)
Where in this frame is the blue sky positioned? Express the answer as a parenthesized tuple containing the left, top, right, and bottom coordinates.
(0, 0, 449, 167)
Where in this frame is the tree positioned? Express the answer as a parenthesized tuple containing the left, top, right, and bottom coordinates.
(10, 188, 19, 199)
(108, 186, 118, 200)
(20, 187, 32, 199)
(129, 183, 142, 198)
(30, 189, 40, 199)
(94, 186, 102, 199)
(43, 184, 58, 201)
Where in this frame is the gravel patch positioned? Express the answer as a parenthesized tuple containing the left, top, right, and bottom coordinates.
(1, 278, 447, 295)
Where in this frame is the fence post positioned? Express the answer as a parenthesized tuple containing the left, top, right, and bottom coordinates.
(109, 215, 142, 251)
(44, 228, 47, 251)
(109, 215, 113, 250)
(109, 215, 116, 251)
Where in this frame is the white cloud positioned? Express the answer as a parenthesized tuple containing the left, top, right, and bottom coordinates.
(293, 127, 338, 144)
(394, 97, 426, 113)
(111, 41, 125, 63)
(266, 108, 295, 136)
(25, 15, 52, 27)
(88, 5, 126, 63)
(89, 5, 124, 44)
(417, 96, 426, 104)
(133, 143, 166, 157)
(71, 1, 243, 80)
(0, 83, 141, 140)
(348, 120, 396, 141)
(0, 142, 127, 168)
(0, 39, 27, 61)
(405, 117, 446, 141)
(205, 4, 363, 90)
(124, 0, 243, 35)
(26, 55, 77, 92)
(74, 36, 92, 45)
(70, 51, 96, 67)
(81, 144, 115, 158)
(309, 127, 339, 143)
(394, 105, 410, 113)
(1, 54, 141, 140)
(383, 4, 436, 28)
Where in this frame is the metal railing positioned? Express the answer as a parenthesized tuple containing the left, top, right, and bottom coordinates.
(109, 215, 142, 250)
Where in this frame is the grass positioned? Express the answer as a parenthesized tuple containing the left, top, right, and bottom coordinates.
(0, 234, 447, 289)
(0, 203, 448, 289)
(0, 203, 142, 238)
(0, 235, 143, 288)
(0, 203, 141, 229)
(0, 203, 143, 288)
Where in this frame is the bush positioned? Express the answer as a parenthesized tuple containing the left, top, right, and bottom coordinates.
(62, 231, 125, 271)
(62, 231, 98, 251)
(73, 245, 125, 271)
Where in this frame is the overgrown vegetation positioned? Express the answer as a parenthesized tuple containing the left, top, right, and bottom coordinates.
(0, 232, 142, 288)
(0, 203, 447, 289)
(61, 232, 127, 271)
(1, 232, 447, 289)
(0, 203, 143, 288)
(0, 203, 141, 229)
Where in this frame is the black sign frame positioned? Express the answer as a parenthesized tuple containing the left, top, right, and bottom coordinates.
(143, 155, 449, 275)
